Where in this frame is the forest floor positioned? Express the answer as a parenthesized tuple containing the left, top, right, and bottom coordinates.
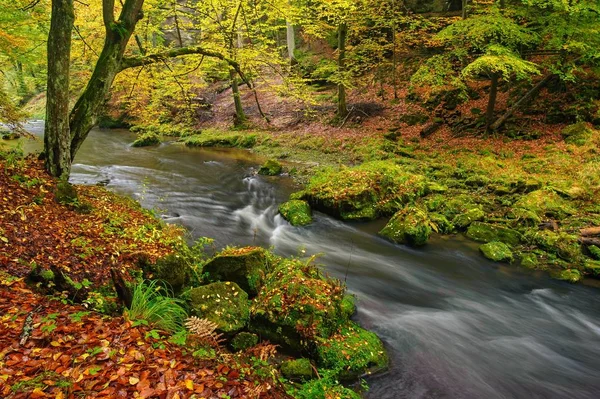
(0, 156, 292, 399)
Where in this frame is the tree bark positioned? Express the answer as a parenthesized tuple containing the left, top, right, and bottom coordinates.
(111, 267, 133, 308)
(491, 73, 553, 131)
(44, 0, 74, 178)
(286, 21, 296, 63)
(68, 0, 144, 161)
(581, 227, 600, 237)
(580, 237, 600, 246)
(462, 0, 467, 19)
(230, 68, 246, 126)
(485, 73, 499, 132)
(337, 22, 348, 119)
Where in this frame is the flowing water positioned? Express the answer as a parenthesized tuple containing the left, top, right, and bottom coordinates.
(19, 123, 600, 398)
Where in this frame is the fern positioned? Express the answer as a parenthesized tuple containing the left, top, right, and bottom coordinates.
(185, 316, 224, 348)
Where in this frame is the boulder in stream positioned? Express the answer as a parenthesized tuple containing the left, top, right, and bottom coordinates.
(279, 200, 312, 226)
(380, 206, 432, 246)
(466, 222, 522, 246)
(480, 241, 514, 262)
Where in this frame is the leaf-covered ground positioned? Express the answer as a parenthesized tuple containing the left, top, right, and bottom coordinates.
(0, 157, 291, 398)
(0, 156, 183, 286)
(0, 276, 289, 398)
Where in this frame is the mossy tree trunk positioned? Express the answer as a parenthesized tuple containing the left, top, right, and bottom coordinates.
(44, 0, 74, 178)
(485, 73, 499, 132)
(68, 0, 144, 161)
(230, 68, 247, 127)
(337, 22, 348, 119)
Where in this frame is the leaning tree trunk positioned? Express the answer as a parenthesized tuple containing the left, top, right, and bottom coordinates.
(230, 68, 247, 127)
(68, 0, 144, 161)
(485, 73, 499, 132)
(44, 0, 74, 178)
(337, 22, 348, 119)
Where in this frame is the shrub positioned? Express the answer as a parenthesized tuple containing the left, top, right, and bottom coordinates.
(126, 280, 187, 333)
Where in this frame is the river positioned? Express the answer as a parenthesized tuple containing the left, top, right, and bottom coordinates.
(19, 123, 600, 398)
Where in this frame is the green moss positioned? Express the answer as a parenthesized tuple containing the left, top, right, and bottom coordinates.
(379, 206, 432, 246)
(40, 269, 55, 280)
(429, 212, 454, 234)
(340, 294, 356, 319)
(140, 253, 191, 294)
(279, 200, 313, 226)
(315, 321, 388, 380)
(203, 247, 270, 296)
(297, 161, 428, 221)
(182, 130, 257, 148)
(230, 332, 259, 351)
(552, 269, 582, 283)
(513, 190, 574, 219)
(250, 259, 346, 341)
(466, 222, 522, 246)
(293, 375, 361, 399)
(479, 242, 513, 262)
(588, 245, 600, 260)
(452, 208, 485, 229)
(258, 159, 283, 176)
(55, 179, 78, 205)
(524, 230, 582, 262)
(520, 253, 538, 269)
(280, 358, 314, 381)
(561, 122, 595, 146)
(584, 260, 600, 277)
(132, 132, 161, 147)
(188, 281, 249, 333)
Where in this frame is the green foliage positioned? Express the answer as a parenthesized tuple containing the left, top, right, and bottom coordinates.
(462, 45, 540, 82)
(126, 280, 187, 333)
(280, 358, 314, 381)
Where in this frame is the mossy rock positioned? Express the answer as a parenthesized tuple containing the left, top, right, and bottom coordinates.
(315, 321, 388, 381)
(513, 190, 574, 219)
(140, 253, 191, 295)
(280, 358, 314, 381)
(452, 208, 485, 229)
(584, 260, 600, 277)
(294, 378, 361, 399)
(188, 282, 249, 333)
(203, 247, 270, 297)
(507, 207, 541, 226)
(520, 253, 539, 269)
(279, 200, 312, 226)
(561, 122, 594, 146)
(230, 332, 259, 351)
(379, 206, 432, 246)
(250, 259, 346, 342)
(183, 132, 257, 148)
(465, 175, 491, 187)
(480, 242, 513, 262)
(340, 294, 356, 319)
(588, 245, 600, 260)
(524, 230, 582, 262)
(258, 159, 283, 176)
(429, 213, 454, 234)
(297, 161, 428, 221)
(551, 269, 582, 283)
(466, 222, 522, 246)
(132, 132, 161, 147)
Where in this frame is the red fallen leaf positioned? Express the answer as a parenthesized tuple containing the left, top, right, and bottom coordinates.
(139, 387, 156, 398)
(228, 370, 240, 379)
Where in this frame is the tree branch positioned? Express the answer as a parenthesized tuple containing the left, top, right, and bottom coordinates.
(102, 0, 115, 33)
(120, 46, 247, 82)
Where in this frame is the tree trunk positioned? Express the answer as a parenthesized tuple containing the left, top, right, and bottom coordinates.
(230, 68, 246, 126)
(337, 22, 348, 119)
(485, 73, 499, 132)
(286, 21, 296, 63)
(44, 0, 74, 178)
(68, 0, 144, 161)
(462, 0, 467, 19)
